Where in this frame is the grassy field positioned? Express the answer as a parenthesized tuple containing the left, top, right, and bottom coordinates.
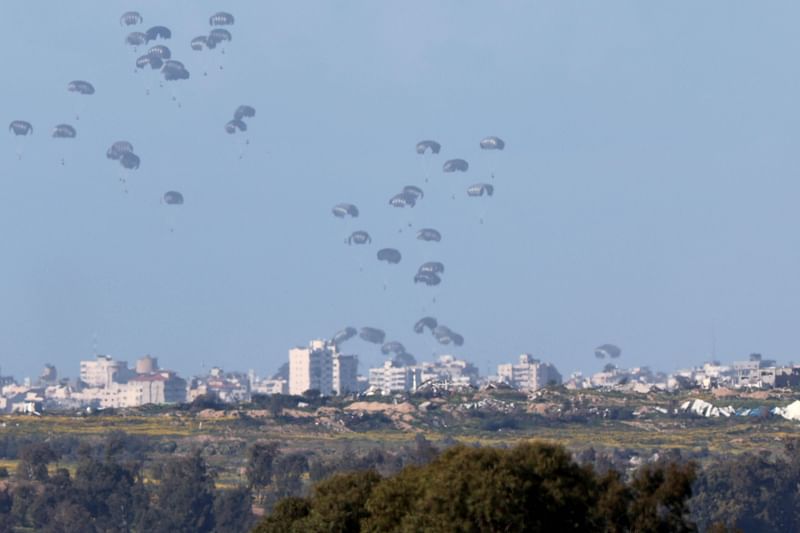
(2, 388, 798, 487)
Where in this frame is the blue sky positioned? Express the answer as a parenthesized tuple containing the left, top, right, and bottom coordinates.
(2, 1, 800, 379)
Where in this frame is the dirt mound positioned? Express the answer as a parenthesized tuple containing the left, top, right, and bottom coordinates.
(345, 401, 415, 414)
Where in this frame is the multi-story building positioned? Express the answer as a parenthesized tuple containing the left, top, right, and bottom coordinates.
(128, 372, 187, 405)
(252, 378, 289, 395)
(497, 354, 562, 392)
(289, 340, 335, 396)
(369, 361, 422, 393)
(333, 354, 358, 395)
(419, 355, 480, 387)
(79, 355, 133, 388)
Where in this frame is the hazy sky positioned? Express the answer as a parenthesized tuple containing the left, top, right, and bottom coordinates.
(2, 1, 800, 380)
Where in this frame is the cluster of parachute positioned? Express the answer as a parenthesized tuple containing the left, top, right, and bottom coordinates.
(415, 261, 444, 286)
(8, 81, 94, 159)
(192, 12, 234, 56)
(6, 11, 255, 225)
(106, 141, 141, 170)
(332, 327, 418, 367)
(332, 203, 359, 219)
(336, 135, 504, 276)
(389, 185, 424, 208)
(333, 326, 386, 346)
(122, 10, 172, 48)
(226, 105, 256, 134)
(412, 317, 463, 346)
(326, 136, 507, 362)
(125, 14, 190, 82)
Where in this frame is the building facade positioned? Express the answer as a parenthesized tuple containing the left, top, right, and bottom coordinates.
(289, 340, 334, 396)
(497, 354, 562, 392)
(369, 361, 422, 393)
(79, 355, 133, 388)
(333, 354, 358, 395)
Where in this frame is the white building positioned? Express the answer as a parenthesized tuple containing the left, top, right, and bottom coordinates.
(127, 372, 187, 405)
(333, 354, 358, 395)
(252, 378, 289, 395)
(369, 361, 422, 393)
(733, 360, 761, 388)
(497, 354, 562, 392)
(419, 355, 479, 387)
(80, 355, 133, 388)
(289, 340, 335, 396)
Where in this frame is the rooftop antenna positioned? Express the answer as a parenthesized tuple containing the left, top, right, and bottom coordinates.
(92, 332, 98, 356)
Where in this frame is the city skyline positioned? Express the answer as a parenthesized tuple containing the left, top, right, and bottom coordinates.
(4, 2, 800, 379)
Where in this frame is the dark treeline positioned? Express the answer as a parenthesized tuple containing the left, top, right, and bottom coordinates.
(0, 430, 438, 532)
(0, 437, 255, 533)
(254, 441, 698, 533)
(3, 430, 800, 531)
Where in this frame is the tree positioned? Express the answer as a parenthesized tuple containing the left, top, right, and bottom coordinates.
(255, 441, 700, 533)
(305, 470, 381, 532)
(273, 452, 310, 500)
(628, 461, 697, 532)
(73, 452, 148, 532)
(16, 442, 58, 481)
(139, 451, 216, 533)
(213, 486, 255, 533)
(253, 497, 311, 533)
(246, 442, 280, 491)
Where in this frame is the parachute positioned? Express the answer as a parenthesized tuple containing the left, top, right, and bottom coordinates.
(381, 341, 406, 356)
(332, 203, 359, 218)
(52, 124, 76, 138)
(162, 60, 189, 81)
(209, 29, 232, 45)
(413, 316, 438, 334)
(414, 272, 441, 286)
(106, 141, 134, 160)
(163, 191, 184, 205)
(389, 192, 416, 208)
(480, 136, 505, 150)
(191, 36, 209, 51)
(68, 81, 95, 95)
(145, 26, 171, 42)
(418, 262, 444, 275)
(126, 32, 147, 46)
(467, 183, 494, 197)
(333, 327, 358, 345)
(434, 325, 464, 346)
(416, 228, 441, 242)
(234, 105, 256, 120)
(147, 45, 171, 60)
(347, 231, 371, 245)
(402, 185, 424, 200)
(225, 119, 247, 134)
(416, 140, 441, 155)
(209, 12, 235, 26)
(120, 152, 141, 170)
(9, 121, 33, 136)
(377, 248, 402, 264)
(120, 12, 143, 26)
(443, 159, 469, 172)
(136, 54, 162, 70)
(595, 344, 622, 359)
(359, 327, 386, 345)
